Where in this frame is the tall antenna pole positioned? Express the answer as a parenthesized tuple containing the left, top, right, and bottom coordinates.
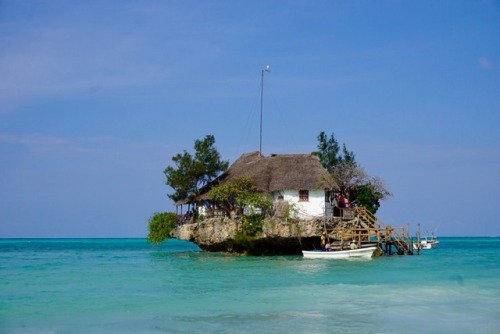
(260, 65, 270, 156)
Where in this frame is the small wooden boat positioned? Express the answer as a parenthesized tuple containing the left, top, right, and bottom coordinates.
(302, 246, 377, 259)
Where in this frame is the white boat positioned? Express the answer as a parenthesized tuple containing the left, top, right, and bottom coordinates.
(413, 236, 439, 250)
(302, 246, 377, 259)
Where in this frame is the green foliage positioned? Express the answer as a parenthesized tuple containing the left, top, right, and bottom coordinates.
(284, 202, 297, 219)
(351, 184, 384, 214)
(234, 231, 255, 249)
(164, 135, 229, 202)
(164, 152, 195, 202)
(242, 214, 264, 236)
(312, 131, 356, 171)
(210, 177, 271, 239)
(209, 177, 272, 216)
(341, 143, 356, 165)
(233, 215, 264, 250)
(313, 130, 390, 211)
(147, 212, 177, 245)
(193, 135, 229, 187)
(312, 131, 341, 170)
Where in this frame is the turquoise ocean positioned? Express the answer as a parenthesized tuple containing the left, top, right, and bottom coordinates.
(1, 237, 499, 333)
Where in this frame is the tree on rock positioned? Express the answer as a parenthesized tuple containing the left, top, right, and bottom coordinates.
(313, 131, 391, 214)
(164, 135, 229, 203)
(312, 131, 356, 170)
(209, 177, 272, 217)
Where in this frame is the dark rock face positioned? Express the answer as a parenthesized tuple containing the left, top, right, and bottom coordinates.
(197, 236, 320, 256)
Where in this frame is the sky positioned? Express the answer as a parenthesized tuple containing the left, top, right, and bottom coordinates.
(1, 0, 499, 238)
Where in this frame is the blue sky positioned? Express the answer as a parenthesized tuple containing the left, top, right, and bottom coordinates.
(1, 0, 499, 238)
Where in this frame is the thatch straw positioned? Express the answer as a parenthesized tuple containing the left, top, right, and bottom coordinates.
(198, 151, 337, 200)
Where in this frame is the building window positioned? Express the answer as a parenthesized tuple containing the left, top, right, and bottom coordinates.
(299, 190, 309, 202)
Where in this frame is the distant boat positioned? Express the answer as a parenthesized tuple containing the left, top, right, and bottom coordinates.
(413, 235, 439, 250)
(302, 246, 377, 259)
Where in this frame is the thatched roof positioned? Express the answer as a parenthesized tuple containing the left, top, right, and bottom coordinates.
(198, 151, 337, 199)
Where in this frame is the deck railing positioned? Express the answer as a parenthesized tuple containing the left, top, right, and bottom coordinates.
(323, 206, 413, 254)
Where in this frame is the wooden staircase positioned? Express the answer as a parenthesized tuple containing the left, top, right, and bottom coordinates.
(353, 207, 413, 255)
(323, 207, 413, 255)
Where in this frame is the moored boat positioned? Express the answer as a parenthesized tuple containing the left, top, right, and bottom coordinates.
(413, 235, 439, 250)
(302, 246, 377, 259)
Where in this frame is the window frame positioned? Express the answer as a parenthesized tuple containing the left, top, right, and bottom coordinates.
(298, 189, 309, 202)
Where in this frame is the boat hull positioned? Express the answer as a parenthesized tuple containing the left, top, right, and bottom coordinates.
(302, 246, 377, 259)
(413, 239, 439, 250)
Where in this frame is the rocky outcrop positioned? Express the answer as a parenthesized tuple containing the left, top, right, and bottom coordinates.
(172, 217, 326, 255)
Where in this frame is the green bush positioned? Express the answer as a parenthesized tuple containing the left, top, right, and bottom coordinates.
(147, 212, 177, 244)
(209, 177, 272, 217)
(234, 231, 255, 249)
(242, 214, 263, 236)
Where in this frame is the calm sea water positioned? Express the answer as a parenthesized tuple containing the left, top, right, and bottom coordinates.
(1, 237, 499, 334)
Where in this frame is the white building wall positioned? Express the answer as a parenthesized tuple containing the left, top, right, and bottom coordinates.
(273, 189, 325, 219)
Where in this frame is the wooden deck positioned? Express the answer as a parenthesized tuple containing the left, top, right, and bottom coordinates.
(321, 207, 414, 256)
